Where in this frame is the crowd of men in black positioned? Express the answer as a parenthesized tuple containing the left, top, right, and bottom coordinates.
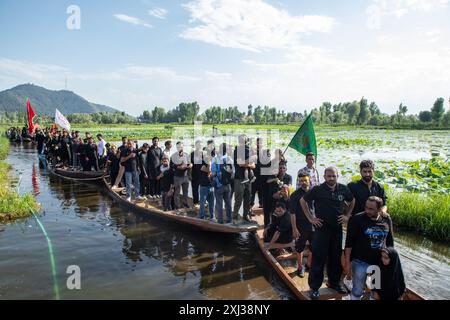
(19, 127, 405, 300)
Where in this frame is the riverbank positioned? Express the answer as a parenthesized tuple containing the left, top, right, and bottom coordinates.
(388, 191, 450, 242)
(0, 136, 39, 222)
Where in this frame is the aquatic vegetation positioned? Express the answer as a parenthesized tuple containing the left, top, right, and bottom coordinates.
(387, 191, 450, 242)
(381, 157, 450, 194)
(0, 136, 39, 222)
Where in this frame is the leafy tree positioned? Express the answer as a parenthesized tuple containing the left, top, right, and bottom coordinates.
(431, 97, 445, 123)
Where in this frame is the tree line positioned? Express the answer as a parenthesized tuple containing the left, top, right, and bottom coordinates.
(1, 97, 448, 128)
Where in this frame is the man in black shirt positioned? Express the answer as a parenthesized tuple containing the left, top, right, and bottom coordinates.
(199, 155, 214, 220)
(121, 139, 145, 202)
(344, 196, 394, 300)
(233, 134, 255, 222)
(301, 166, 355, 299)
(148, 137, 163, 198)
(266, 163, 292, 226)
(85, 137, 99, 171)
(290, 171, 313, 278)
(190, 140, 203, 206)
(348, 160, 387, 216)
(112, 136, 128, 189)
(264, 202, 293, 249)
(157, 156, 174, 211)
(138, 143, 151, 196)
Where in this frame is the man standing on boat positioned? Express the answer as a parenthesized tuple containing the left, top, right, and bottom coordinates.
(121, 139, 145, 202)
(290, 171, 314, 278)
(97, 134, 107, 168)
(212, 143, 233, 224)
(233, 134, 255, 222)
(348, 160, 387, 216)
(171, 142, 192, 209)
(344, 196, 394, 300)
(148, 137, 163, 199)
(112, 136, 128, 189)
(300, 166, 355, 300)
(296, 152, 320, 190)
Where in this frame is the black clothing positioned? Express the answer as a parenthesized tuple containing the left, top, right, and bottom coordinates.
(348, 179, 387, 215)
(374, 247, 406, 300)
(122, 148, 138, 172)
(233, 145, 250, 180)
(289, 188, 313, 232)
(264, 212, 293, 244)
(303, 183, 354, 232)
(345, 212, 394, 265)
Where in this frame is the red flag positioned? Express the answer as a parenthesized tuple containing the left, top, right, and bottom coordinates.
(27, 99, 36, 135)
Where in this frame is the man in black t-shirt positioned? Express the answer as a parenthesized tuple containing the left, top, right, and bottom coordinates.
(121, 139, 145, 202)
(148, 137, 163, 198)
(112, 136, 128, 189)
(264, 202, 293, 249)
(290, 171, 313, 278)
(300, 166, 355, 300)
(266, 163, 292, 225)
(199, 155, 214, 220)
(344, 196, 394, 300)
(233, 134, 255, 222)
(348, 160, 387, 216)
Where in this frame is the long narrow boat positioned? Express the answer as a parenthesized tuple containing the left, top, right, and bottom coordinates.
(103, 178, 259, 234)
(251, 213, 426, 300)
(50, 167, 106, 181)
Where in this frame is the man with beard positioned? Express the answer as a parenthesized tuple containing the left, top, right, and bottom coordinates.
(344, 196, 394, 300)
(300, 166, 355, 300)
(348, 160, 387, 216)
(148, 137, 163, 198)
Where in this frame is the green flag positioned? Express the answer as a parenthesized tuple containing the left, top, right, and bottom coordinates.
(287, 114, 317, 157)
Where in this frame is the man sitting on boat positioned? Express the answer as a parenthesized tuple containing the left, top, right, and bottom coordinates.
(263, 202, 293, 251)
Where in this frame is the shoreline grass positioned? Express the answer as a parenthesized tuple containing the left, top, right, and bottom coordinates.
(388, 190, 450, 242)
(0, 135, 39, 223)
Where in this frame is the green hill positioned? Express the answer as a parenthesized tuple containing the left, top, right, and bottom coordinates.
(0, 84, 119, 115)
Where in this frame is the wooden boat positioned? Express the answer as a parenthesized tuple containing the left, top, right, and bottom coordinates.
(251, 213, 426, 300)
(50, 167, 106, 181)
(103, 178, 258, 234)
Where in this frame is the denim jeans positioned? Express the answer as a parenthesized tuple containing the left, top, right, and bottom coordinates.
(199, 186, 214, 219)
(214, 184, 232, 223)
(125, 170, 141, 198)
(351, 259, 371, 300)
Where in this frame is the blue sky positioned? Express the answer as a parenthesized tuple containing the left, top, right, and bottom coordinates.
(0, 0, 449, 116)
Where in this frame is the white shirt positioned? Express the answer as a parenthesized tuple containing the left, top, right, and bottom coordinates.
(98, 139, 106, 157)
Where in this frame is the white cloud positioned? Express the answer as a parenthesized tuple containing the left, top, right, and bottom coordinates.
(113, 14, 152, 28)
(366, 0, 449, 29)
(148, 7, 168, 19)
(180, 0, 335, 52)
(238, 41, 450, 113)
(0, 58, 67, 81)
